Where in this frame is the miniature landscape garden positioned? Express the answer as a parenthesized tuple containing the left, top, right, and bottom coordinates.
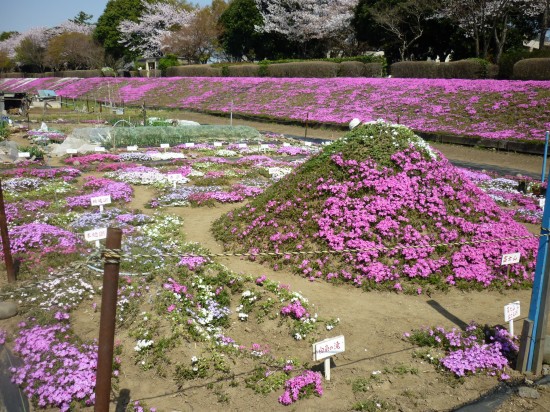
(0, 78, 549, 411)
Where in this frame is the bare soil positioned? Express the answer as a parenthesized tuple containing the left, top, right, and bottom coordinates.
(1, 113, 549, 412)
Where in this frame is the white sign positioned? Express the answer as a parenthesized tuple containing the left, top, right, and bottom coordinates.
(167, 174, 182, 182)
(126, 145, 138, 151)
(313, 335, 345, 361)
(501, 252, 521, 266)
(238, 143, 247, 148)
(160, 143, 170, 149)
(304, 142, 312, 147)
(283, 143, 291, 147)
(18, 152, 31, 158)
(94, 146, 106, 152)
(84, 228, 108, 242)
(504, 301, 521, 322)
(213, 142, 223, 147)
(540, 198, 545, 209)
(184, 142, 195, 148)
(260, 144, 269, 149)
(66, 148, 78, 154)
(90, 195, 112, 207)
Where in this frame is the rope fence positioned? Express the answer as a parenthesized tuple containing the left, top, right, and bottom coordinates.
(98, 233, 545, 261)
(1, 232, 546, 297)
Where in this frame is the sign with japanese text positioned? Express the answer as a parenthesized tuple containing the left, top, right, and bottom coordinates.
(504, 301, 520, 322)
(126, 145, 138, 151)
(501, 252, 521, 266)
(18, 152, 30, 158)
(84, 228, 107, 242)
(160, 143, 170, 149)
(94, 147, 106, 152)
(66, 148, 78, 154)
(313, 335, 345, 361)
(90, 195, 111, 207)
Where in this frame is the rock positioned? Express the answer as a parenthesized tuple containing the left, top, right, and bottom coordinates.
(542, 364, 550, 376)
(349, 118, 361, 130)
(0, 301, 17, 319)
(517, 386, 540, 399)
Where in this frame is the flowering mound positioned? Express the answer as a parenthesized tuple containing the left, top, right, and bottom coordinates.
(213, 121, 537, 290)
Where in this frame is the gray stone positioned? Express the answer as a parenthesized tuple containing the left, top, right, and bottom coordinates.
(542, 364, 550, 376)
(517, 386, 540, 399)
(0, 301, 17, 319)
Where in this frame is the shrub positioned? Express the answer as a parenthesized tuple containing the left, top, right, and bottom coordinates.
(364, 62, 384, 77)
(166, 65, 222, 77)
(227, 64, 261, 77)
(391, 59, 497, 79)
(390, 61, 439, 78)
(60, 70, 102, 78)
(159, 54, 179, 72)
(266, 61, 340, 78)
(513, 58, 550, 80)
(338, 61, 366, 77)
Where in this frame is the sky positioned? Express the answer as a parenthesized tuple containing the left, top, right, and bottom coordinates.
(0, 0, 213, 33)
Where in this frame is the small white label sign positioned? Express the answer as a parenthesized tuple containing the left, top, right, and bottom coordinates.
(304, 142, 312, 147)
(84, 227, 107, 242)
(127, 145, 138, 151)
(504, 301, 520, 322)
(90, 195, 112, 206)
(167, 174, 182, 181)
(160, 143, 170, 149)
(213, 142, 223, 147)
(184, 142, 195, 148)
(283, 143, 291, 147)
(94, 146, 106, 152)
(540, 198, 545, 209)
(313, 335, 345, 361)
(18, 152, 31, 158)
(66, 148, 78, 154)
(260, 144, 269, 149)
(501, 252, 521, 266)
(238, 143, 247, 148)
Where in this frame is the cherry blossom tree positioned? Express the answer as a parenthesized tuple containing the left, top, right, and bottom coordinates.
(254, 0, 358, 50)
(118, 0, 196, 58)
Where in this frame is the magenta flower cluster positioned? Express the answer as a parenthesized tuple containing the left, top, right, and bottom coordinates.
(221, 134, 537, 288)
(278, 370, 323, 405)
(410, 323, 517, 380)
(2, 166, 80, 181)
(2, 223, 82, 257)
(66, 176, 133, 208)
(178, 255, 208, 271)
(280, 300, 309, 320)
(10, 320, 99, 411)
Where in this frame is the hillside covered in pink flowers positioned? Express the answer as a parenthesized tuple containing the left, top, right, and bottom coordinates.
(212, 121, 538, 292)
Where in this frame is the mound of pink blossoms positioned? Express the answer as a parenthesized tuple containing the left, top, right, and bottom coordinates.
(213, 121, 537, 290)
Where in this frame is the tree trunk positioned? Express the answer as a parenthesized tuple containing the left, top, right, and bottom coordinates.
(540, 1, 549, 50)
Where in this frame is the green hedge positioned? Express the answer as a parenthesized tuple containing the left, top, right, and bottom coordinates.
(166, 65, 222, 77)
(337, 61, 384, 77)
(513, 58, 550, 80)
(390, 59, 498, 79)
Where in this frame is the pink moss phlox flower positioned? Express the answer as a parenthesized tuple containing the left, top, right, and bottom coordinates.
(280, 300, 309, 320)
(278, 370, 323, 405)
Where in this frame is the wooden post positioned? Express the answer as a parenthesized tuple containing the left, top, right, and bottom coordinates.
(94, 228, 122, 412)
(305, 113, 309, 139)
(0, 181, 15, 283)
